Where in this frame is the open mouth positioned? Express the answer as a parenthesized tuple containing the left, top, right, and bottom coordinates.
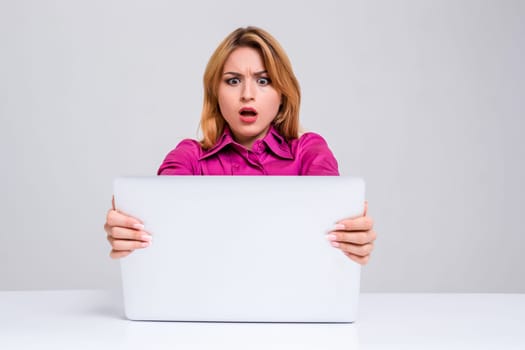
(239, 107, 258, 118)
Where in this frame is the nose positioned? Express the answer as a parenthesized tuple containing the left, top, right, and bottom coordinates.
(241, 80, 255, 102)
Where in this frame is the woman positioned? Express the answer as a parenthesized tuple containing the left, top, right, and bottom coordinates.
(105, 26, 376, 264)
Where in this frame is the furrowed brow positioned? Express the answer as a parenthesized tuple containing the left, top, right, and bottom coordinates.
(223, 70, 268, 76)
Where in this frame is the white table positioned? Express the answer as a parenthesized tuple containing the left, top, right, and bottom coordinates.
(1, 290, 524, 349)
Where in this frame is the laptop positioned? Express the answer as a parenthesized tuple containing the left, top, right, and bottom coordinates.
(114, 176, 365, 322)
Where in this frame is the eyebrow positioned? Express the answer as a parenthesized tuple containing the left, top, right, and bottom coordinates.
(223, 70, 268, 76)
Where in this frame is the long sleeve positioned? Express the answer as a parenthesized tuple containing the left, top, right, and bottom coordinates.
(157, 139, 201, 175)
(295, 133, 340, 175)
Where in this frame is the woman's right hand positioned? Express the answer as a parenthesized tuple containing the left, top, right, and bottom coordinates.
(104, 196, 152, 259)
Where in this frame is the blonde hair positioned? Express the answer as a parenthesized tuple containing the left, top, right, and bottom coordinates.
(199, 26, 301, 149)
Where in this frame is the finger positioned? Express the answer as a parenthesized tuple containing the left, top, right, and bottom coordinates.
(363, 201, 368, 216)
(330, 241, 374, 257)
(328, 230, 376, 245)
(112, 195, 116, 211)
(335, 216, 374, 231)
(109, 226, 152, 242)
(108, 237, 150, 251)
(106, 209, 144, 230)
(343, 252, 370, 265)
(110, 249, 132, 259)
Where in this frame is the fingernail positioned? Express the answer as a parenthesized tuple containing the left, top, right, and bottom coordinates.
(331, 241, 340, 248)
(334, 224, 345, 230)
(133, 223, 145, 230)
(326, 234, 337, 241)
(141, 234, 152, 242)
(141, 242, 150, 248)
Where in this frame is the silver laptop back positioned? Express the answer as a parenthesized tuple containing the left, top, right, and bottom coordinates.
(114, 176, 364, 322)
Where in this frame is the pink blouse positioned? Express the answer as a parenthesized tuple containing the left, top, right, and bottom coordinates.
(158, 125, 339, 176)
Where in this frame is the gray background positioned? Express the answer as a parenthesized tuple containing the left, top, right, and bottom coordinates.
(1, 0, 523, 292)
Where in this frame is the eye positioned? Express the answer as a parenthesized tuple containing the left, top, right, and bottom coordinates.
(226, 77, 241, 86)
(257, 77, 271, 86)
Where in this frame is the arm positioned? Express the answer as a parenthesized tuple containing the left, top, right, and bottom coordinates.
(296, 133, 339, 175)
(157, 139, 201, 175)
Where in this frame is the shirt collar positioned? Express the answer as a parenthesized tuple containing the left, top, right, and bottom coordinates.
(198, 127, 235, 160)
(262, 125, 294, 159)
(199, 124, 294, 160)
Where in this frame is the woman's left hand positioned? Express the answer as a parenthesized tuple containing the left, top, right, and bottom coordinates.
(327, 201, 376, 265)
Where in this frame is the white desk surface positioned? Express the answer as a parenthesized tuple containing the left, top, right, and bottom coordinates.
(1, 290, 524, 350)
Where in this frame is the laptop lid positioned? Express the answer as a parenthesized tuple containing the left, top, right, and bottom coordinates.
(114, 176, 364, 322)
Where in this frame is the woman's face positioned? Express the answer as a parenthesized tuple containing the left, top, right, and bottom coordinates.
(218, 46, 282, 149)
